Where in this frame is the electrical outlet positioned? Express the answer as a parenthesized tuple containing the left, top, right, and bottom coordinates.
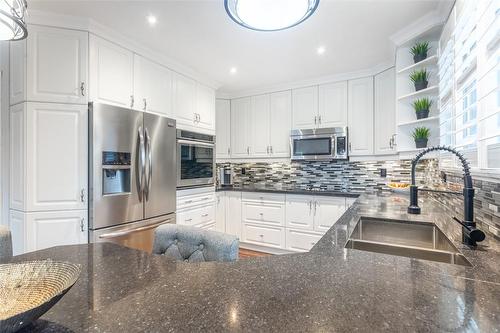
(380, 168, 387, 177)
(241, 167, 246, 175)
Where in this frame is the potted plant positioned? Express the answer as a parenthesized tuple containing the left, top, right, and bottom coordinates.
(412, 127, 430, 148)
(410, 41, 430, 63)
(412, 97, 432, 119)
(410, 69, 429, 91)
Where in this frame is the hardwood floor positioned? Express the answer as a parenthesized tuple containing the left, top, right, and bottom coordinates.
(239, 248, 272, 259)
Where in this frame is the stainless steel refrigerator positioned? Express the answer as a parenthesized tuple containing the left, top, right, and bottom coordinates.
(88, 103, 176, 252)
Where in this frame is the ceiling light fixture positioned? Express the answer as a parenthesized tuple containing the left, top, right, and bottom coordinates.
(147, 14, 157, 25)
(224, 0, 320, 32)
(0, 0, 27, 41)
(230, 67, 237, 74)
(317, 46, 325, 55)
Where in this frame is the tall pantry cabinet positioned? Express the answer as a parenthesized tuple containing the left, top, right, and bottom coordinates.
(9, 24, 89, 254)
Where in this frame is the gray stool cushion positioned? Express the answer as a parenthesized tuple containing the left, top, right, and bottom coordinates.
(0, 225, 13, 261)
(152, 224, 239, 262)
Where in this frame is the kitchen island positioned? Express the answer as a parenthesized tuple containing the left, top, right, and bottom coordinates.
(9, 192, 500, 332)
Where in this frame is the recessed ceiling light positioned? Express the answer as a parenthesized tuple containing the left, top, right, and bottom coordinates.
(224, 0, 320, 32)
(230, 67, 238, 74)
(147, 15, 157, 25)
(317, 46, 326, 55)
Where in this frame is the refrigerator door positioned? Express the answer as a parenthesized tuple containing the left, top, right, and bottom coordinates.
(89, 103, 144, 230)
(143, 113, 177, 219)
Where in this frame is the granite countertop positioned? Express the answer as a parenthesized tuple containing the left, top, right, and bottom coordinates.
(8, 193, 500, 332)
(216, 184, 360, 197)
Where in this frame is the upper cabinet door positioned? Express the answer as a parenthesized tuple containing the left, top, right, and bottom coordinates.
(292, 86, 318, 129)
(10, 40, 26, 106)
(348, 77, 374, 156)
(134, 55, 172, 116)
(230, 97, 252, 158)
(318, 81, 348, 128)
(172, 72, 197, 126)
(26, 102, 88, 211)
(216, 99, 231, 159)
(374, 68, 396, 155)
(269, 90, 292, 157)
(89, 35, 134, 108)
(251, 94, 271, 157)
(196, 83, 216, 131)
(27, 25, 88, 104)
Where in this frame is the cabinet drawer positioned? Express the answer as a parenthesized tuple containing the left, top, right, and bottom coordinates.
(242, 201, 285, 226)
(177, 204, 215, 226)
(241, 192, 285, 204)
(177, 192, 215, 210)
(241, 223, 285, 249)
(286, 229, 322, 252)
(197, 221, 216, 230)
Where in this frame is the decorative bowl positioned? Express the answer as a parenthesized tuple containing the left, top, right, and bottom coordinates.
(387, 182, 410, 194)
(0, 260, 81, 333)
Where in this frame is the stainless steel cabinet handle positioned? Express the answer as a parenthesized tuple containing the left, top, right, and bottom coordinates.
(348, 142, 352, 153)
(130, 95, 134, 108)
(197, 114, 201, 122)
(309, 200, 312, 214)
(137, 127, 145, 202)
(266, 146, 269, 154)
(227, 147, 230, 155)
(184, 200, 193, 204)
(314, 116, 317, 125)
(143, 98, 147, 111)
(247, 146, 250, 155)
(259, 234, 264, 238)
(201, 213, 209, 217)
(318, 115, 322, 124)
(270, 146, 273, 154)
(80, 82, 85, 96)
(80, 218, 85, 232)
(314, 201, 318, 215)
(185, 218, 193, 222)
(80, 188, 85, 202)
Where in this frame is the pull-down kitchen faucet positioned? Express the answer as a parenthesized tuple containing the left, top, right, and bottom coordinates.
(407, 146, 485, 246)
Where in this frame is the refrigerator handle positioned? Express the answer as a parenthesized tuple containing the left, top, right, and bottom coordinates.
(144, 127, 153, 201)
(137, 126, 145, 202)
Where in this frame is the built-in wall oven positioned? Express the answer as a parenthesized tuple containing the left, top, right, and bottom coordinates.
(290, 127, 348, 160)
(177, 130, 215, 188)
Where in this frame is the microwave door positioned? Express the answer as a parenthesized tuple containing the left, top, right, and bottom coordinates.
(143, 113, 177, 219)
(292, 137, 333, 160)
(89, 103, 144, 230)
(177, 140, 215, 187)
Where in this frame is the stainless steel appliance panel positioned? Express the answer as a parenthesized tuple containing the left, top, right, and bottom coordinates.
(290, 127, 348, 160)
(143, 113, 177, 219)
(91, 213, 175, 253)
(176, 130, 215, 188)
(89, 103, 144, 230)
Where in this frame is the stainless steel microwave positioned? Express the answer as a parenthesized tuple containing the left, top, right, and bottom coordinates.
(177, 130, 215, 188)
(290, 127, 348, 160)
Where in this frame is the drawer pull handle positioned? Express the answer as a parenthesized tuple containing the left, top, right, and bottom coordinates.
(184, 200, 193, 204)
(185, 218, 192, 222)
(259, 234, 264, 237)
(201, 214, 209, 217)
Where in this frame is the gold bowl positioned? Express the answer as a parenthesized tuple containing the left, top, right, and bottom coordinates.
(0, 260, 81, 333)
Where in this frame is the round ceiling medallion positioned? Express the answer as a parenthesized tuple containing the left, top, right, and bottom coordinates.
(224, 0, 320, 32)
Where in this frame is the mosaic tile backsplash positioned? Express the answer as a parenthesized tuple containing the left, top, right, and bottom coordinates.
(217, 159, 500, 239)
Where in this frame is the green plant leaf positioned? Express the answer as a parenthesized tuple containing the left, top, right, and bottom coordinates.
(412, 126, 431, 139)
(410, 41, 430, 56)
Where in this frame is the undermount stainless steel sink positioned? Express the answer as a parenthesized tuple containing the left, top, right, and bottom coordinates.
(345, 217, 472, 266)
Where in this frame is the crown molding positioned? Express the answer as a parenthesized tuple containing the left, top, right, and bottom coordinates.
(219, 60, 395, 100)
(26, 9, 221, 89)
(389, 10, 445, 47)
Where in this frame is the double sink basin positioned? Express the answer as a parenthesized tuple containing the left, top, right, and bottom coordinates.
(345, 217, 471, 266)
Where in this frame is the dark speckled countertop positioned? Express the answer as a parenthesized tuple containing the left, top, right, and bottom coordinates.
(216, 184, 360, 197)
(7, 192, 500, 332)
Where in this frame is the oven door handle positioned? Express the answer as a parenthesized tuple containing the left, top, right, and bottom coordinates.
(98, 219, 172, 239)
(177, 139, 214, 148)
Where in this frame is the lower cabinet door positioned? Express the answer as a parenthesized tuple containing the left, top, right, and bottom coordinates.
(26, 210, 87, 252)
(285, 195, 314, 230)
(314, 197, 347, 233)
(225, 192, 242, 238)
(215, 192, 226, 232)
(242, 201, 285, 226)
(286, 229, 322, 252)
(241, 223, 285, 249)
(177, 204, 215, 227)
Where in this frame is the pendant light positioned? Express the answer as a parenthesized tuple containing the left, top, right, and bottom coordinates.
(0, 0, 27, 41)
(224, 0, 320, 32)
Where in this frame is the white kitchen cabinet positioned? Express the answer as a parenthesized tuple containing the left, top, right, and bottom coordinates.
(89, 34, 134, 108)
(374, 68, 396, 155)
(9, 210, 26, 255)
(133, 55, 172, 116)
(348, 77, 374, 156)
(292, 86, 318, 129)
(172, 72, 197, 126)
(225, 192, 242, 238)
(251, 94, 271, 157)
(176, 188, 216, 228)
(215, 192, 226, 232)
(196, 83, 216, 131)
(269, 90, 292, 157)
(241, 223, 285, 249)
(10, 103, 88, 212)
(242, 198, 285, 227)
(26, 210, 88, 252)
(285, 229, 322, 252)
(10, 25, 88, 105)
(230, 97, 252, 158)
(285, 195, 314, 230)
(318, 81, 348, 127)
(314, 197, 348, 233)
(216, 99, 231, 159)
